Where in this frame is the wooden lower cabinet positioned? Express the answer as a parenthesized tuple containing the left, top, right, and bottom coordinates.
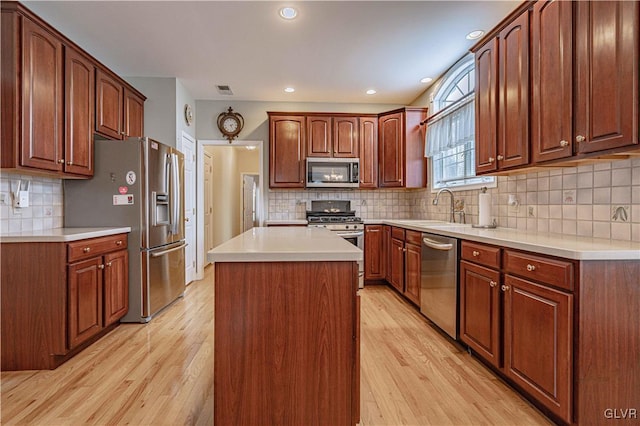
(214, 261, 359, 425)
(404, 241, 421, 305)
(385, 227, 421, 305)
(459, 260, 501, 368)
(364, 224, 385, 280)
(503, 274, 572, 424)
(1, 233, 129, 370)
(389, 237, 404, 293)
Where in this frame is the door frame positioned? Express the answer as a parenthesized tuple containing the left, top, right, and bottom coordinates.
(240, 173, 260, 232)
(195, 139, 265, 280)
(179, 131, 197, 285)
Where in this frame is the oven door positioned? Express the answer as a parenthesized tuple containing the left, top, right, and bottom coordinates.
(335, 230, 364, 288)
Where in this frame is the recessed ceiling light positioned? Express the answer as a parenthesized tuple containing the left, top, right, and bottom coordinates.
(466, 30, 485, 40)
(420, 77, 433, 84)
(366, 89, 377, 95)
(279, 7, 298, 20)
(284, 87, 295, 93)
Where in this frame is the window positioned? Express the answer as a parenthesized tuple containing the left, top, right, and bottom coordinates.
(426, 55, 495, 191)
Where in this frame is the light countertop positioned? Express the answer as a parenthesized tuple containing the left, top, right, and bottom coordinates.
(264, 219, 308, 226)
(0, 227, 132, 243)
(207, 227, 362, 263)
(380, 220, 640, 261)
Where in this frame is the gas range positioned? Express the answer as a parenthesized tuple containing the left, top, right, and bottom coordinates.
(305, 200, 363, 230)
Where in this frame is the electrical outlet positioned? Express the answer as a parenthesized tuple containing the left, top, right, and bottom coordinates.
(0, 192, 7, 205)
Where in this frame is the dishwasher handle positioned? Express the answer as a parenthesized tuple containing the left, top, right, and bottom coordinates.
(422, 237, 453, 251)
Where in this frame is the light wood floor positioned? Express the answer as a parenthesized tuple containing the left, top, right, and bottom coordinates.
(1, 266, 552, 425)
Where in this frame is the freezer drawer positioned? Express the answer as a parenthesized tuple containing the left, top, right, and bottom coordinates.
(142, 241, 186, 318)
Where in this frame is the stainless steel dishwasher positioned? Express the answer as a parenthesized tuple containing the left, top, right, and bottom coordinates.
(420, 233, 458, 339)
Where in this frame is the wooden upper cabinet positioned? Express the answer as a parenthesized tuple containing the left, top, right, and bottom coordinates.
(379, 108, 427, 188)
(65, 46, 94, 177)
(306, 116, 332, 157)
(359, 116, 378, 188)
(333, 116, 359, 158)
(20, 17, 64, 172)
(474, 39, 498, 175)
(95, 69, 124, 139)
(269, 114, 306, 188)
(531, 0, 573, 163)
(574, 0, 639, 154)
(498, 9, 529, 170)
(124, 88, 144, 138)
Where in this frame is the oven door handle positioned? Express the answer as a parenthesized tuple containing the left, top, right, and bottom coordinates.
(336, 231, 364, 238)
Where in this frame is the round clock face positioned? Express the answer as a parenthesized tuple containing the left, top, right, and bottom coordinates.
(184, 104, 193, 125)
(222, 117, 239, 133)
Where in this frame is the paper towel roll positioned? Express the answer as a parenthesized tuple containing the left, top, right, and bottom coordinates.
(478, 192, 491, 226)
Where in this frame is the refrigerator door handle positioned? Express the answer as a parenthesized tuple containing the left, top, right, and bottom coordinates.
(170, 153, 181, 235)
(150, 242, 188, 258)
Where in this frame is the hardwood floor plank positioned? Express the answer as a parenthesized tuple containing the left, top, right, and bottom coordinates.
(2, 266, 551, 425)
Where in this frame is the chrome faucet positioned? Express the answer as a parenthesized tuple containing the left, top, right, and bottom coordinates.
(433, 188, 456, 223)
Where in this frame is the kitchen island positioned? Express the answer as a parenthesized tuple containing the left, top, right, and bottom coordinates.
(207, 227, 362, 426)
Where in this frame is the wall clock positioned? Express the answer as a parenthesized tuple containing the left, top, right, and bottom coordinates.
(217, 107, 244, 142)
(184, 104, 193, 126)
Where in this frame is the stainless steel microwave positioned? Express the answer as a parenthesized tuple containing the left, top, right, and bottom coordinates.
(306, 158, 360, 188)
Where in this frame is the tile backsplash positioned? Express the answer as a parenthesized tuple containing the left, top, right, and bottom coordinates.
(0, 173, 64, 233)
(268, 158, 640, 242)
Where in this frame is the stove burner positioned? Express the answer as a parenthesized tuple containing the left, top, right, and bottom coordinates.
(307, 215, 362, 224)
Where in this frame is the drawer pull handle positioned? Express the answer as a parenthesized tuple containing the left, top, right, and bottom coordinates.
(98, 264, 105, 270)
(501, 285, 510, 292)
(472, 250, 480, 257)
(526, 264, 536, 272)
(83, 247, 91, 253)
(489, 281, 497, 288)
(116, 240, 123, 246)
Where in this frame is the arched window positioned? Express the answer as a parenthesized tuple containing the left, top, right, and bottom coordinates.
(426, 54, 494, 191)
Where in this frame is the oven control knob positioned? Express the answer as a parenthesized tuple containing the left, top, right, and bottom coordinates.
(346, 225, 350, 229)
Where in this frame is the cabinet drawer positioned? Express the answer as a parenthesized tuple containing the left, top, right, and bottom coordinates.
(461, 241, 501, 269)
(405, 230, 422, 246)
(503, 250, 573, 291)
(68, 234, 128, 263)
(391, 227, 405, 240)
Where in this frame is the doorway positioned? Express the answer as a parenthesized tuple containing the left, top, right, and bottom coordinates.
(180, 131, 196, 285)
(195, 140, 265, 279)
(241, 173, 259, 232)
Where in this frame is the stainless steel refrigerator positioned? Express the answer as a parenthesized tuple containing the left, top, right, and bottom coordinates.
(64, 137, 186, 323)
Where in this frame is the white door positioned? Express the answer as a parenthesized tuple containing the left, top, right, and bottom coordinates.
(204, 151, 214, 262)
(241, 174, 258, 232)
(181, 132, 196, 284)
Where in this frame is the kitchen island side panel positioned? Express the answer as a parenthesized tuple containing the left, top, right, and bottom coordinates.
(214, 261, 358, 426)
(576, 260, 640, 425)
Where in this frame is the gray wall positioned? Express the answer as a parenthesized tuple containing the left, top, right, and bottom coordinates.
(125, 77, 177, 146)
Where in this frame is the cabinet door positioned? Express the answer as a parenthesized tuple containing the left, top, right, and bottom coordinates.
(574, 0, 638, 154)
(104, 250, 129, 326)
(269, 115, 306, 188)
(389, 238, 404, 293)
(68, 257, 103, 349)
(459, 261, 501, 369)
(359, 116, 378, 188)
(306, 116, 332, 157)
(64, 46, 94, 177)
(379, 112, 404, 187)
(503, 274, 573, 424)
(364, 225, 384, 280)
(475, 39, 498, 174)
(383, 225, 392, 283)
(333, 116, 359, 158)
(96, 68, 123, 140)
(123, 88, 144, 138)
(21, 17, 64, 172)
(404, 242, 421, 305)
(498, 10, 529, 170)
(531, 0, 573, 163)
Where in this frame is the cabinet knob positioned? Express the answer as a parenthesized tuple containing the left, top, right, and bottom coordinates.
(58, 159, 65, 164)
(106, 262, 112, 267)
(83, 247, 91, 253)
(575, 135, 586, 143)
(560, 140, 569, 147)
(120, 131, 126, 135)
(501, 284, 510, 292)
(472, 250, 480, 257)
(526, 264, 536, 272)
(403, 248, 407, 252)
(489, 281, 497, 287)
(67, 161, 73, 165)
(496, 155, 504, 161)
(116, 240, 123, 246)
(98, 264, 105, 270)
(488, 157, 495, 163)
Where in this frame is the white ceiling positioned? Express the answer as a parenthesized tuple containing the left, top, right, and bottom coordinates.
(24, 1, 519, 105)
